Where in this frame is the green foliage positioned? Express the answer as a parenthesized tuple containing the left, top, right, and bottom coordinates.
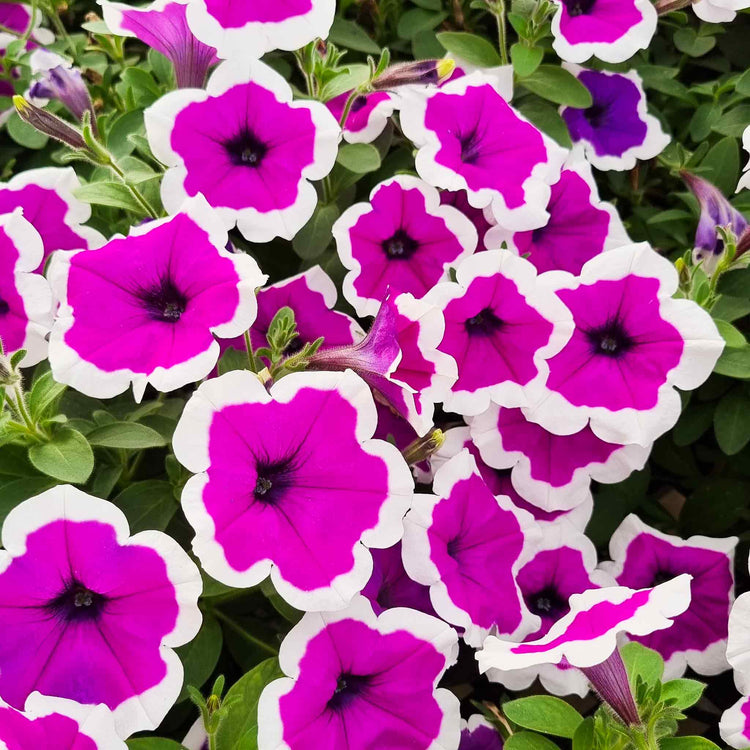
(504, 696, 583, 738)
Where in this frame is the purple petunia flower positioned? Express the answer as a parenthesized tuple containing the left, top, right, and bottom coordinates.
(334, 175, 477, 317)
(729, 554, 750, 697)
(460, 715, 504, 749)
(0, 210, 54, 367)
(0, 167, 106, 273)
(525, 243, 724, 446)
(326, 90, 396, 144)
(145, 59, 340, 243)
(48, 195, 266, 400)
(218, 265, 363, 367)
(486, 151, 630, 276)
(0, 4, 54, 46)
(173, 369, 414, 611)
(549, 0, 657, 64)
(440, 190, 496, 251)
(0, 485, 202, 737)
(487, 526, 614, 697)
(185, 0, 336, 59)
(100, 0, 219, 88)
(561, 66, 670, 172)
(468, 404, 650, 512)
(0, 694, 126, 749)
(423, 249, 574, 417)
(402, 450, 541, 647)
(257, 595, 460, 750)
(400, 72, 566, 231)
(721, 695, 750, 749)
(600, 515, 736, 679)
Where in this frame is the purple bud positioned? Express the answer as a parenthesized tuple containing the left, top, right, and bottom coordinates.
(371, 59, 455, 90)
(13, 96, 87, 150)
(682, 171, 749, 275)
(581, 648, 641, 727)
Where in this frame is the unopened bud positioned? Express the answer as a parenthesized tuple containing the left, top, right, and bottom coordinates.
(13, 96, 87, 150)
(402, 428, 445, 466)
(372, 59, 455, 91)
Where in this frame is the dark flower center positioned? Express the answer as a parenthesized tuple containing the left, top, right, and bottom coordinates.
(224, 129, 268, 168)
(464, 307, 503, 336)
(350, 95, 369, 113)
(139, 277, 187, 323)
(328, 673, 371, 710)
(0, 297, 9, 315)
(583, 103, 607, 128)
(459, 129, 483, 164)
(446, 537, 462, 559)
(382, 229, 419, 259)
(586, 319, 634, 358)
(564, 0, 596, 15)
(252, 458, 295, 505)
(651, 569, 675, 586)
(47, 580, 108, 622)
(527, 586, 567, 619)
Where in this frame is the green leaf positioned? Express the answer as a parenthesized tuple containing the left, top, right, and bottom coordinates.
(28, 429, 94, 484)
(397, 8, 448, 40)
(505, 732, 561, 750)
(106, 109, 145, 159)
(689, 103, 722, 142)
(6, 112, 49, 150)
(0, 476, 58, 526)
(714, 389, 750, 454)
(436, 31, 503, 67)
(715, 319, 746, 348)
(712, 106, 750, 138)
(511, 43, 544, 78)
(674, 28, 716, 57)
(518, 100, 572, 148)
(292, 203, 340, 260)
(660, 738, 721, 749)
(718, 267, 750, 297)
(322, 65, 371, 101)
(673, 401, 715, 446)
(127, 740, 187, 749)
(503, 696, 583, 738)
(86, 421, 168, 449)
(74, 182, 145, 214)
(621, 642, 664, 687)
(714, 344, 750, 379)
(737, 68, 750, 96)
(660, 678, 705, 709)
(572, 717, 594, 750)
(81, 19, 112, 33)
(699, 136, 740, 197)
(112, 480, 178, 533)
(177, 614, 223, 701)
(328, 17, 381, 54)
(337, 143, 382, 174)
(28, 370, 67, 422)
(214, 658, 284, 750)
(521, 66, 592, 108)
(681, 476, 750, 534)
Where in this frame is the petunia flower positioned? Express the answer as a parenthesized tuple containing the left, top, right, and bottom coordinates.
(682, 171, 749, 275)
(423, 249, 574, 417)
(326, 90, 396, 144)
(739, 125, 750, 192)
(48, 195, 266, 400)
(0, 3, 54, 45)
(600, 514, 736, 679)
(402, 450, 542, 647)
(145, 58, 340, 243)
(431, 426, 595, 531)
(0, 167, 106, 272)
(524, 243, 725, 446)
(487, 525, 615, 697)
(0, 485, 203, 737)
(0, 693, 126, 749)
(399, 72, 566, 231)
(693, 0, 750, 21)
(362, 542, 436, 617)
(100, 0, 219, 88)
(0, 209, 54, 366)
(460, 715, 504, 749)
(441, 190, 496, 250)
(334, 175, 477, 317)
(257, 595, 460, 750)
(549, 0, 657, 64)
(486, 151, 630, 275)
(721, 695, 750, 749)
(560, 65, 670, 172)
(185, 0, 336, 60)
(173, 369, 414, 611)
(478, 575, 692, 725)
(729, 554, 750, 703)
(218, 265, 363, 367)
(468, 404, 650, 512)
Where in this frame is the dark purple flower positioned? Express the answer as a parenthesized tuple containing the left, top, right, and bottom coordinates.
(460, 716, 504, 749)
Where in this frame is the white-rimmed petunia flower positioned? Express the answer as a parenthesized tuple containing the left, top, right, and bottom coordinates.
(524, 243, 724, 446)
(423, 249, 574, 417)
(257, 595, 460, 750)
(185, 0, 336, 60)
(739, 126, 750, 192)
(399, 71, 566, 231)
(145, 58, 340, 243)
(48, 195, 266, 401)
(693, 0, 750, 21)
(468, 404, 650, 512)
(721, 695, 750, 749)
(0, 209, 54, 366)
(0, 485, 202, 738)
(724, 552, 750, 694)
(326, 90, 396, 144)
(173, 369, 414, 612)
(460, 715, 504, 749)
(402, 450, 542, 647)
(560, 65, 670, 172)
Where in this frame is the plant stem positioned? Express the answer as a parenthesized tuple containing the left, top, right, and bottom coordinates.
(491, 0, 510, 66)
(338, 89, 360, 129)
(41, 0, 77, 59)
(244, 330, 259, 373)
(7, 386, 47, 441)
(107, 158, 161, 219)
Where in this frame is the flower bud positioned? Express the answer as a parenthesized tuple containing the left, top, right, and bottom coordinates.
(12, 96, 88, 150)
(371, 59, 455, 90)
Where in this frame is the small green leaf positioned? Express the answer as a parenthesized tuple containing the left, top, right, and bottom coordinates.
(572, 717, 594, 750)
(699, 136, 740, 197)
(28, 370, 67, 422)
(6, 112, 50, 150)
(660, 678, 705, 709)
(521, 66, 593, 108)
(621, 642, 664, 688)
(74, 182, 145, 214)
(511, 43, 543, 78)
(674, 28, 716, 57)
(717, 267, 750, 297)
(715, 319, 746, 348)
(436, 31, 504, 67)
(112, 480, 178, 533)
(689, 103, 723, 142)
(292, 203, 340, 260)
(503, 696, 583, 738)
(714, 389, 750, 454)
(505, 732, 561, 750)
(336, 143, 382, 174)
(397, 8, 448, 40)
(177, 614, 223, 701)
(86, 421, 168, 449)
(518, 100, 572, 148)
(711, 105, 750, 138)
(714, 344, 750, 379)
(328, 18, 381, 54)
(28, 429, 94, 484)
